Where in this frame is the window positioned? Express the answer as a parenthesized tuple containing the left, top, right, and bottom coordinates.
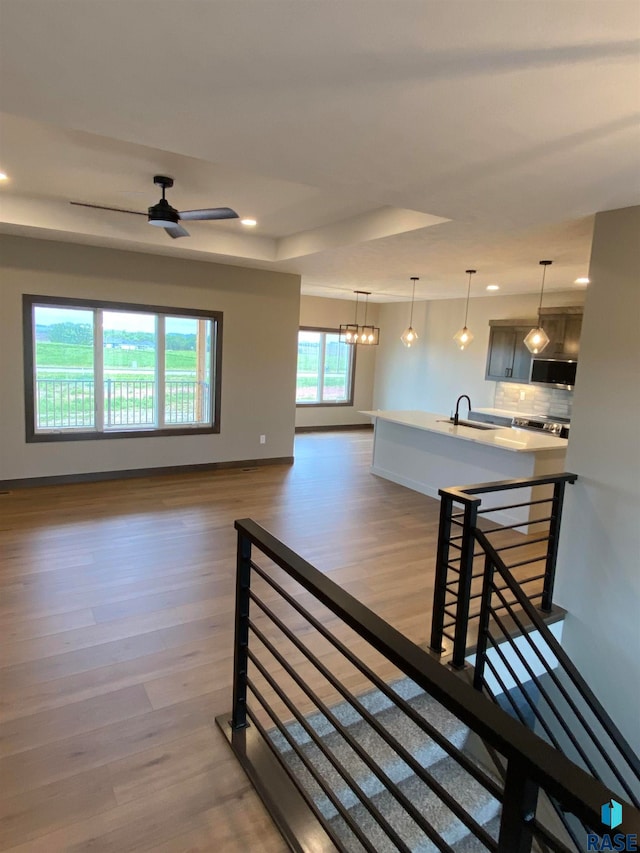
(23, 295, 222, 441)
(296, 327, 355, 406)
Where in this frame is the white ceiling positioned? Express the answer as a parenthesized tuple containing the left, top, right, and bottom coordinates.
(0, 1, 638, 302)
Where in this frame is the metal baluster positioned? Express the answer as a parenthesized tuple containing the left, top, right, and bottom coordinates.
(541, 479, 567, 612)
(430, 494, 454, 653)
(451, 499, 479, 670)
(473, 553, 495, 690)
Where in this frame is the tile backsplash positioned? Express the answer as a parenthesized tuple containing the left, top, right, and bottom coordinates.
(494, 382, 573, 419)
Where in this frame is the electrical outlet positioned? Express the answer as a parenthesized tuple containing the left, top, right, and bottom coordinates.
(519, 390, 526, 401)
(259, 434, 266, 444)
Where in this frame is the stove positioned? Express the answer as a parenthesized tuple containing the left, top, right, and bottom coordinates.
(512, 415, 570, 438)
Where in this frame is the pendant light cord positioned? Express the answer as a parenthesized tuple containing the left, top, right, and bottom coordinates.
(537, 260, 552, 323)
(463, 272, 471, 327)
(409, 277, 418, 327)
(463, 269, 476, 327)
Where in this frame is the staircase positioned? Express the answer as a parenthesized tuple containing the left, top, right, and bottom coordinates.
(269, 676, 501, 852)
(218, 517, 640, 852)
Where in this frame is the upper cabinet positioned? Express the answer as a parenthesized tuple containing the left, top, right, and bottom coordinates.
(538, 307, 583, 357)
(485, 320, 536, 382)
(485, 307, 583, 383)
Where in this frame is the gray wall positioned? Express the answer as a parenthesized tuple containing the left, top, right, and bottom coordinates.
(373, 291, 585, 416)
(0, 235, 301, 481)
(296, 295, 378, 427)
(555, 205, 640, 752)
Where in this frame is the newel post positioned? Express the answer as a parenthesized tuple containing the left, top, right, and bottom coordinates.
(231, 526, 252, 730)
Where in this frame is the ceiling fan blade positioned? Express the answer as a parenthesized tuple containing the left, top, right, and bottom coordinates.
(70, 201, 146, 216)
(179, 207, 239, 221)
(164, 224, 190, 239)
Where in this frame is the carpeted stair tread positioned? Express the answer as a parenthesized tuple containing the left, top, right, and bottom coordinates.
(271, 679, 470, 817)
(326, 755, 501, 852)
(268, 675, 427, 753)
(452, 816, 501, 851)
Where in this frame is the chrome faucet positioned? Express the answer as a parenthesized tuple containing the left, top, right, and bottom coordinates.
(453, 395, 471, 426)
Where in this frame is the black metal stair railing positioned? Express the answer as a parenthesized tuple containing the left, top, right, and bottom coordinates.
(430, 472, 577, 668)
(218, 517, 639, 853)
(471, 526, 640, 850)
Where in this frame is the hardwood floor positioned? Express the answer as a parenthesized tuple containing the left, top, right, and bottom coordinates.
(0, 431, 443, 851)
(0, 431, 545, 851)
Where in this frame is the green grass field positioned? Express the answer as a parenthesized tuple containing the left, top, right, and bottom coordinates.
(35, 342, 198, 380)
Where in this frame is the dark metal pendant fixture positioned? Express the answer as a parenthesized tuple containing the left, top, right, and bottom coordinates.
(339, 290, 380, 346)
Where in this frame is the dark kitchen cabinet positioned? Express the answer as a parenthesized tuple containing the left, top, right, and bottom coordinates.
(485, 321, 535, 382)
(539, 307, 583, 357)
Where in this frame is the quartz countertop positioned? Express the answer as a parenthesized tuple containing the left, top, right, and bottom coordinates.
(360, 410, 568, 453)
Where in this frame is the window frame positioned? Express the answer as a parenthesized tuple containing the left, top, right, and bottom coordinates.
(23, 294, 223, 442)
(295, 325, 356, 408)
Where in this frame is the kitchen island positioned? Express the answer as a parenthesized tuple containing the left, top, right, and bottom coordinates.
(360, 410, 568, 530)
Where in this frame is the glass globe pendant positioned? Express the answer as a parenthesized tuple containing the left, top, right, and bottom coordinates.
(453, 270, 476, 350)
(523, 326, 550, 354)
(524, 260, 552, 354)
(401, 277, 419, 348)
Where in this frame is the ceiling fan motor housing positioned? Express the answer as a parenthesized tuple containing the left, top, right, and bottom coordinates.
(148, 197, 180, 226)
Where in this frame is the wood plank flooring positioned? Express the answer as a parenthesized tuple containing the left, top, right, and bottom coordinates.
(0, 431, 542, 851)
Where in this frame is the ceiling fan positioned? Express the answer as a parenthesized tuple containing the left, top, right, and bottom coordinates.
(70, 175, 239, 239)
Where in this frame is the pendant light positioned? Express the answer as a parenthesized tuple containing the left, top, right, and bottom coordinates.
(453, 269, 476, 350)
(401, 277, 419, 347)
(339, 291, 380, 346)
(524, 260, 552, 354)
(357, 291, 380, 345)
(339, 290, 360, 344)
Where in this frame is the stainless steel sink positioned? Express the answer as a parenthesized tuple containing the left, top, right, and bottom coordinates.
(436, 418, 499, 431)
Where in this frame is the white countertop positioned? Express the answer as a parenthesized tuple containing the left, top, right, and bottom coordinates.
(360, 410, 568, 453)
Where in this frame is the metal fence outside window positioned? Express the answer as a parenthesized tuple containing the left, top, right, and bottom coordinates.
(35, 379, 211, 429)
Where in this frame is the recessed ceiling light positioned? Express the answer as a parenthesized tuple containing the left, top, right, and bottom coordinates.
(241, 218, 257, 227)
(574, 277, 589, 284)
(0, 172, 8, 181)
(486, 284, 500, 291)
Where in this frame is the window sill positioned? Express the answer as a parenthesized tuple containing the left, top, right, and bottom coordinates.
(26, 425, 220, 443)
